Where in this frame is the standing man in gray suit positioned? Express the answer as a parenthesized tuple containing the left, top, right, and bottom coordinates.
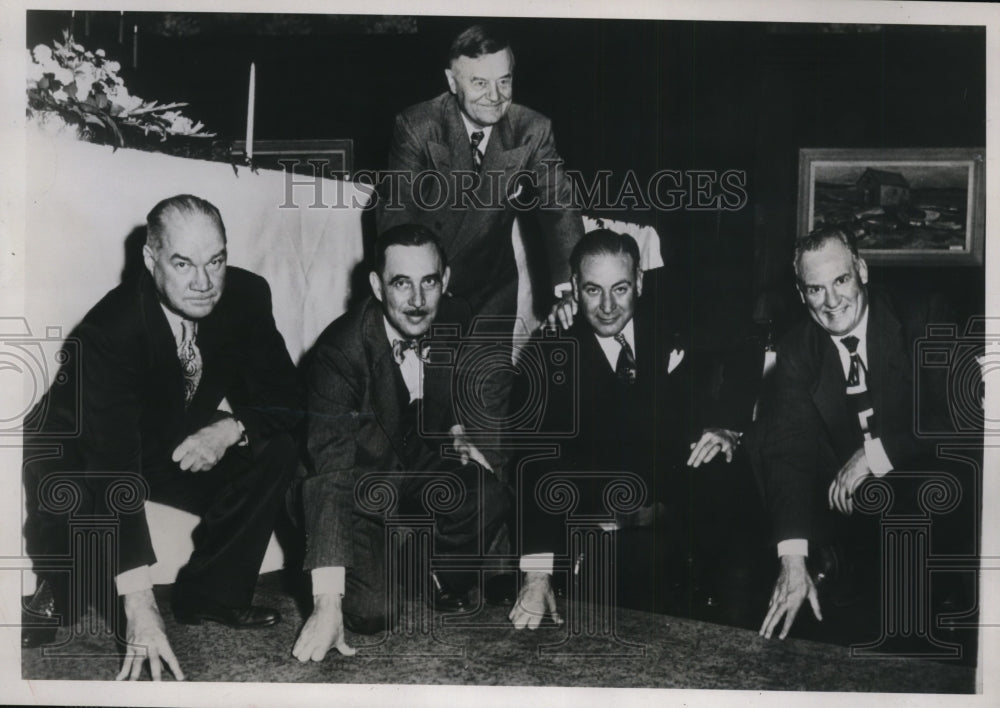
(377, 23, 583, 322)
(376, 24, 585, 470)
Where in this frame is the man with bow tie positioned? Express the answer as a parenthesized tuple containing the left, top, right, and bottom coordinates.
(508, 229, 748, 628)
(756, 226, 954, 640)
(21, 195, 302, 679)
(293, 223, 509, 662)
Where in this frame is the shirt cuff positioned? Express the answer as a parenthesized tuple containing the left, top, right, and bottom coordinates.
(777, 539, 808, 558)
(115, 565, 153, 596)
(520, 553, 554, 575)
(553, 282, 572, 299)
(864, 437, 893, 477)
(311, 566, 346, 596)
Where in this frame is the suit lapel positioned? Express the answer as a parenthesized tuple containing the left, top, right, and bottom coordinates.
(866, 294, 904, 429)
(363, 301, 407, 460)
(428, 95, 472, 173)
(139, 274, 187, 414)
(811, 326, 857, 453)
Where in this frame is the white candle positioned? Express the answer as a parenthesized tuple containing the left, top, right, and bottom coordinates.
(133, 25, 138, 68)
(118, 11, 124, 43)
(246, 62, 256, 161)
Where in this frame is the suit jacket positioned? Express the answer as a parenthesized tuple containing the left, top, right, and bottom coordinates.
(26, 267, 302, 573)
(756, 288, 953, 545)
(376, 92, 584, 315)
(516, 284, 711, 556)
(301, 296, 469, 570)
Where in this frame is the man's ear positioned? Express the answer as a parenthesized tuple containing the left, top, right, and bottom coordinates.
(795, 284, 805, 304)
(444, 68, 457, 94)
(571, 274, 580, 301)
(142, 244, 155, 275)
(635, 269, 644, 297)
(857, 257, 869, 285)
(369, 271, 384, 303)
(441, 266, 451, 294)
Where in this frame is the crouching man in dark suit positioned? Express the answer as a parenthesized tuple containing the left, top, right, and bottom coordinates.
(756, 226, 954, 640)
(22, 195, 302, 680)
(509, 229, 750, 628)
(293, 224, 509, 662)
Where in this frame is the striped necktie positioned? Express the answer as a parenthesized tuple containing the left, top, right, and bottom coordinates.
(614, 333, 636, 384)
(470, 130, 485, 170)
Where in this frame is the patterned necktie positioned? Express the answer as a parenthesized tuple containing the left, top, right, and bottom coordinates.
(392, 338, 427, 366)
(840, 335, 875, 440)
(178, 319, 202, 406)
(470, 130, 485, 170)
(840, 335, 866, 388)
(614, 333, 637, 384)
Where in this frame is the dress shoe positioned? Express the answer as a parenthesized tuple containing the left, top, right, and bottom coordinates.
(173, 594, 281, 628)
(429, 571, 471, 613)
(483, 573, 518, 607)
(808, 543, 861, 608)
(21, 578, 61, 649)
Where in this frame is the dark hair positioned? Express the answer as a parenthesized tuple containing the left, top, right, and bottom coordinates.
(793, 224, 861, 278)
(448, 24, 512, 63)
(146, 194, 226, 251)
(374, 223, 448, 276)
(569, 229, 641, 277)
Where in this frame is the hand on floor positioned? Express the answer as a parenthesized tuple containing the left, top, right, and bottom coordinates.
(116, 588, 184, 681)
(293, 593, 356, 662)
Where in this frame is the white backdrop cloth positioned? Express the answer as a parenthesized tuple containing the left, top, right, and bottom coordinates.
(20, 134, 368, 586)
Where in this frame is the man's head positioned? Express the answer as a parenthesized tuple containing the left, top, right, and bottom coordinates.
(143, 195, 227, 320)
(444, 24, 514, 128)
(570, 229, 643, 338)
(793, 226, 870, 336)
(370, 224, 451, 339)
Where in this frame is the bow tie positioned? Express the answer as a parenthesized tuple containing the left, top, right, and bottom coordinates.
(391, 338, 429, 366)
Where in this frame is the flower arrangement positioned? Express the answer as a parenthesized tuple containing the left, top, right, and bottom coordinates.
(27, 31, 215, 147)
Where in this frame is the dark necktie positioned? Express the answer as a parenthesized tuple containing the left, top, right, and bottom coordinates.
(840, 335, 866, 388)
(614, 333, 637, 384)
(840, 335, 875, 440)
(178, 319, 202, 406)
(470, 130, 485, 170)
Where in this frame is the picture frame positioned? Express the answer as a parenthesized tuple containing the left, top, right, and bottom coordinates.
(231, 138, 354, 179)
(797, 147, 985, 265)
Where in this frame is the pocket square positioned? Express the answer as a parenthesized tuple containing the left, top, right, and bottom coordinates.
(667, 348, 685, 374)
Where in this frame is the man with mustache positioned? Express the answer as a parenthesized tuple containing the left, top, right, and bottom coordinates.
(293, 224, 509, 662)
(756, 226, 954, 640)
(22, 195, 302, 680)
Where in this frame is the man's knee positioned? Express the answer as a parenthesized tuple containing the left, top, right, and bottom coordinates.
(342, 598, 392, 635)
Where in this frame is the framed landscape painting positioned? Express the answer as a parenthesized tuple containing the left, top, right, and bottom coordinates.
(797, 147, 985, 265)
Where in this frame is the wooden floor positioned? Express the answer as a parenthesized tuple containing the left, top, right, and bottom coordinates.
(22, 572, 976, 692)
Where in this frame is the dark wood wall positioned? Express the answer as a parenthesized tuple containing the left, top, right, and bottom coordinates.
(27, 14, 986, 344)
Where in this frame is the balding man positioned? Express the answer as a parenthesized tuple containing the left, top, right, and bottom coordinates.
(22, 195, 302, 680)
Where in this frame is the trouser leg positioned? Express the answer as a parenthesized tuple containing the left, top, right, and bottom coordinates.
(152, 433, 296, 608)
